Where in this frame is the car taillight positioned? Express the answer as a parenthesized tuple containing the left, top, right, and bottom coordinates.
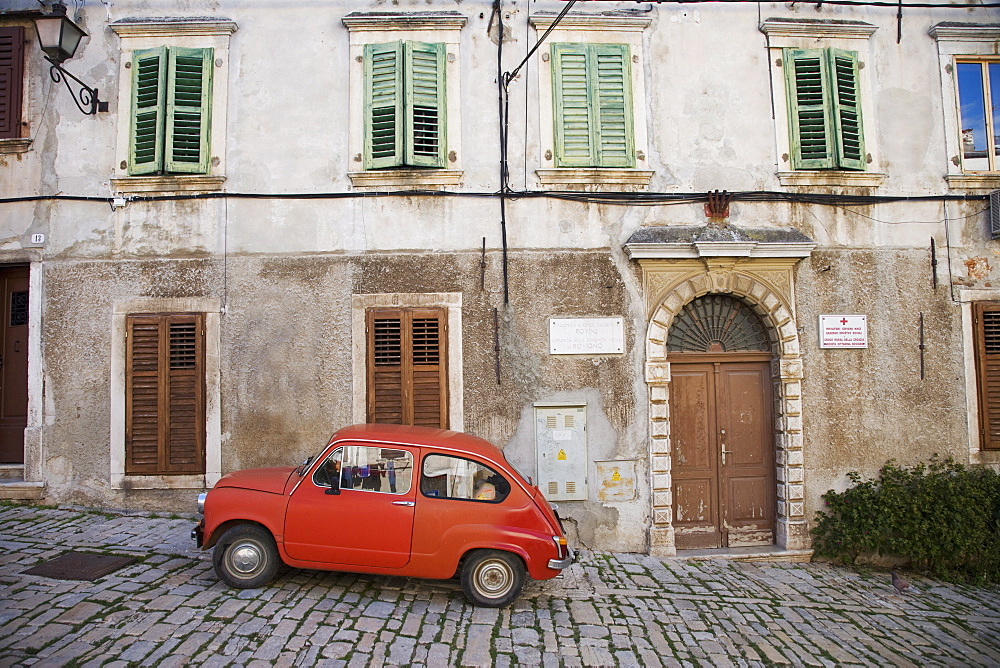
(552, 535, 568, 559)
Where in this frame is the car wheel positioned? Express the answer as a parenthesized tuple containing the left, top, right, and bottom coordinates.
(213, 524, 280, 589)
(460, 550, 525, 608)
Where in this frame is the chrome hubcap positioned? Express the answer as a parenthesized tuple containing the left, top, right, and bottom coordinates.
(230, 543, 262, 575)
(477, 561, 512, 595)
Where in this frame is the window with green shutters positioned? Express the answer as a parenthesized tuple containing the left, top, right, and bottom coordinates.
(364, 41, 446, 170)
(784, 47, 865, 171)
(128, 46, 213, 176)
(551, 42, 635, 169)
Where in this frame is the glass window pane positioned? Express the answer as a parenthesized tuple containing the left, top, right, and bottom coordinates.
(328, 445, 412, 494)
(420, 454, 510, 502)
(957, 62, 990, 170)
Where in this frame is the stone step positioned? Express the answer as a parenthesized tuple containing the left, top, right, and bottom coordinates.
(676, 546, 814, 563)
(0, 481, 47, 500)
(0, 466, 46, 500)
(0, 464, 24, 481)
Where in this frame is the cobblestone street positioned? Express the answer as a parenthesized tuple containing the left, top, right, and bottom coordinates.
(1, 503, 998, 666)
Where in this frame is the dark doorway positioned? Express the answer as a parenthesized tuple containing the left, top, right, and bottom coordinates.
(0, 265, 29, 464)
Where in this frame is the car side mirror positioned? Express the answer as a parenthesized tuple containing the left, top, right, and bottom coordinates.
(325, 487, 340, 496)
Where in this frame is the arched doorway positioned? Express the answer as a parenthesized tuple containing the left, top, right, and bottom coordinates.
(668, 294, 776, 549)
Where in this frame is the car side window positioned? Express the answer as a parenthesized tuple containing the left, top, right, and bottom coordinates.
(314, 446, 412, 495)
(420, 454, 510, 503)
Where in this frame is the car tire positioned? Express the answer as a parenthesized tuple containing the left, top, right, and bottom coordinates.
(460, 549, 525, 608)
(213, 524, 280, 589)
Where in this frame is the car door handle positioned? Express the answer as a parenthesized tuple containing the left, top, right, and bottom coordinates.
(392, 500, 415, 507)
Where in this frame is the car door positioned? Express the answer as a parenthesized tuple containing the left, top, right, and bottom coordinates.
(283, 443, 417, 568)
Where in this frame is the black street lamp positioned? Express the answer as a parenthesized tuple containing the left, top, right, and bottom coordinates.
(33, 3, 107, 115)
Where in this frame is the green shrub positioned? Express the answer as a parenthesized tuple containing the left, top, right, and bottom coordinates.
(811, 456, 1000, 583)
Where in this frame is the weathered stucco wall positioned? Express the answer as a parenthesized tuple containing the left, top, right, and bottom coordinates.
(2, 0, 997, 554)
(795, 248, 968, 524)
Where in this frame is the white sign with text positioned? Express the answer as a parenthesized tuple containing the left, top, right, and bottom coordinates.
(819, 314, 868, 349)
(549, 317, 624, 355)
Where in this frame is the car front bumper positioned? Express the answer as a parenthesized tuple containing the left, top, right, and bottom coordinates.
(191, 521, 204, 548)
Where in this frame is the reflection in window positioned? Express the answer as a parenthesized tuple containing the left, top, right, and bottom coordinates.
(420, 454, 510, 503)
(957, 61, 1000, 172)
(314, 446, 412, 495)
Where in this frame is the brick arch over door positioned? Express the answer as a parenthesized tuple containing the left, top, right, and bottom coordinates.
(643, 271, 808, 555)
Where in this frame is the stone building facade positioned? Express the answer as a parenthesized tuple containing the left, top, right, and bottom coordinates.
(0, 0, 997, 557)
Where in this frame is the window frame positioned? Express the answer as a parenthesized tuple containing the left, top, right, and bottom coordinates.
(344, 12, 465, 189)
(111, 297, 222, 490)
(760, 18, 883, 187)
(954, 58, 1000, 174)
(111, 18, 235, 194)
(530, 12, 652, 189)
(351, 293, 464, 432)
(930, 23, 1000, 189)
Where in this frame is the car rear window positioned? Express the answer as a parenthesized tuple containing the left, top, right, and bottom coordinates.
(420, 454, 510, 503)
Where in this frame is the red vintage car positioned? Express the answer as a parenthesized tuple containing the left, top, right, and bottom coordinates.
(193, 424, 574, 607)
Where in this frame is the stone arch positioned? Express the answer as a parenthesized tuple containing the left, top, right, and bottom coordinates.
(644, 269, 807, 556)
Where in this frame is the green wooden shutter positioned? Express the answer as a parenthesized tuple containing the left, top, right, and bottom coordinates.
(129, 47, 167, 175)
(830, 48, 865, 171)
(405, 41, 446, 168)
(552, 43, 595, 167)
(784, 48, 835, 170)
(165, 47, 212, 174)
(594, 44, 634, 168)
(365, 42, 404, 169)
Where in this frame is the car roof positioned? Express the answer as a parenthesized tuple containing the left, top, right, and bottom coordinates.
(330, 423, 506, 462)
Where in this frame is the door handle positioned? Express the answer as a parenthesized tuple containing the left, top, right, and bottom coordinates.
(721, 446, 733, 466)
(392, 500, 415, 507)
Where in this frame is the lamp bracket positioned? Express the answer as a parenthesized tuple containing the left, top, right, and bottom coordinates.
(44, 56, 108, 115)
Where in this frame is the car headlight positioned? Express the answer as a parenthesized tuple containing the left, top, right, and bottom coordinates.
(197, 492, 207, 514)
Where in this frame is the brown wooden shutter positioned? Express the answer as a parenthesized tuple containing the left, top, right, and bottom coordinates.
(366, 307, 447, 428)
(126, 314, 205, 474)
(974, 302, 1000, 450)
(0, 27, 24, 140)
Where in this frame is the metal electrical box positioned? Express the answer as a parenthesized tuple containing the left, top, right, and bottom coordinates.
(534, 403, 587, 501)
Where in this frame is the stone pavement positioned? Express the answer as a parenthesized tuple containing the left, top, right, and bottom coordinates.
(1, 503, 999, 667)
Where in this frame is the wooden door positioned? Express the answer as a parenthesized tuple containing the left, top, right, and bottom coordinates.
(670, 360, 775, 549)
(0, 266, 28, 464)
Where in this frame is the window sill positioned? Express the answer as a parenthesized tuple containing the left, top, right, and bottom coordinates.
(536, 168, 654, 188)
(115, 474, 206, 490)
(348, 169, 463, 189)
(777, 171, 886, 187)
(0, 138, 33, 155)
(945, 173, 1000, 191)
(111, 175, 226, 194)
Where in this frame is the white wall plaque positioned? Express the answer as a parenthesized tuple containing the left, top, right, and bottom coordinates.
(819, 314, 868, 349)
(549, 317, 624, 355)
